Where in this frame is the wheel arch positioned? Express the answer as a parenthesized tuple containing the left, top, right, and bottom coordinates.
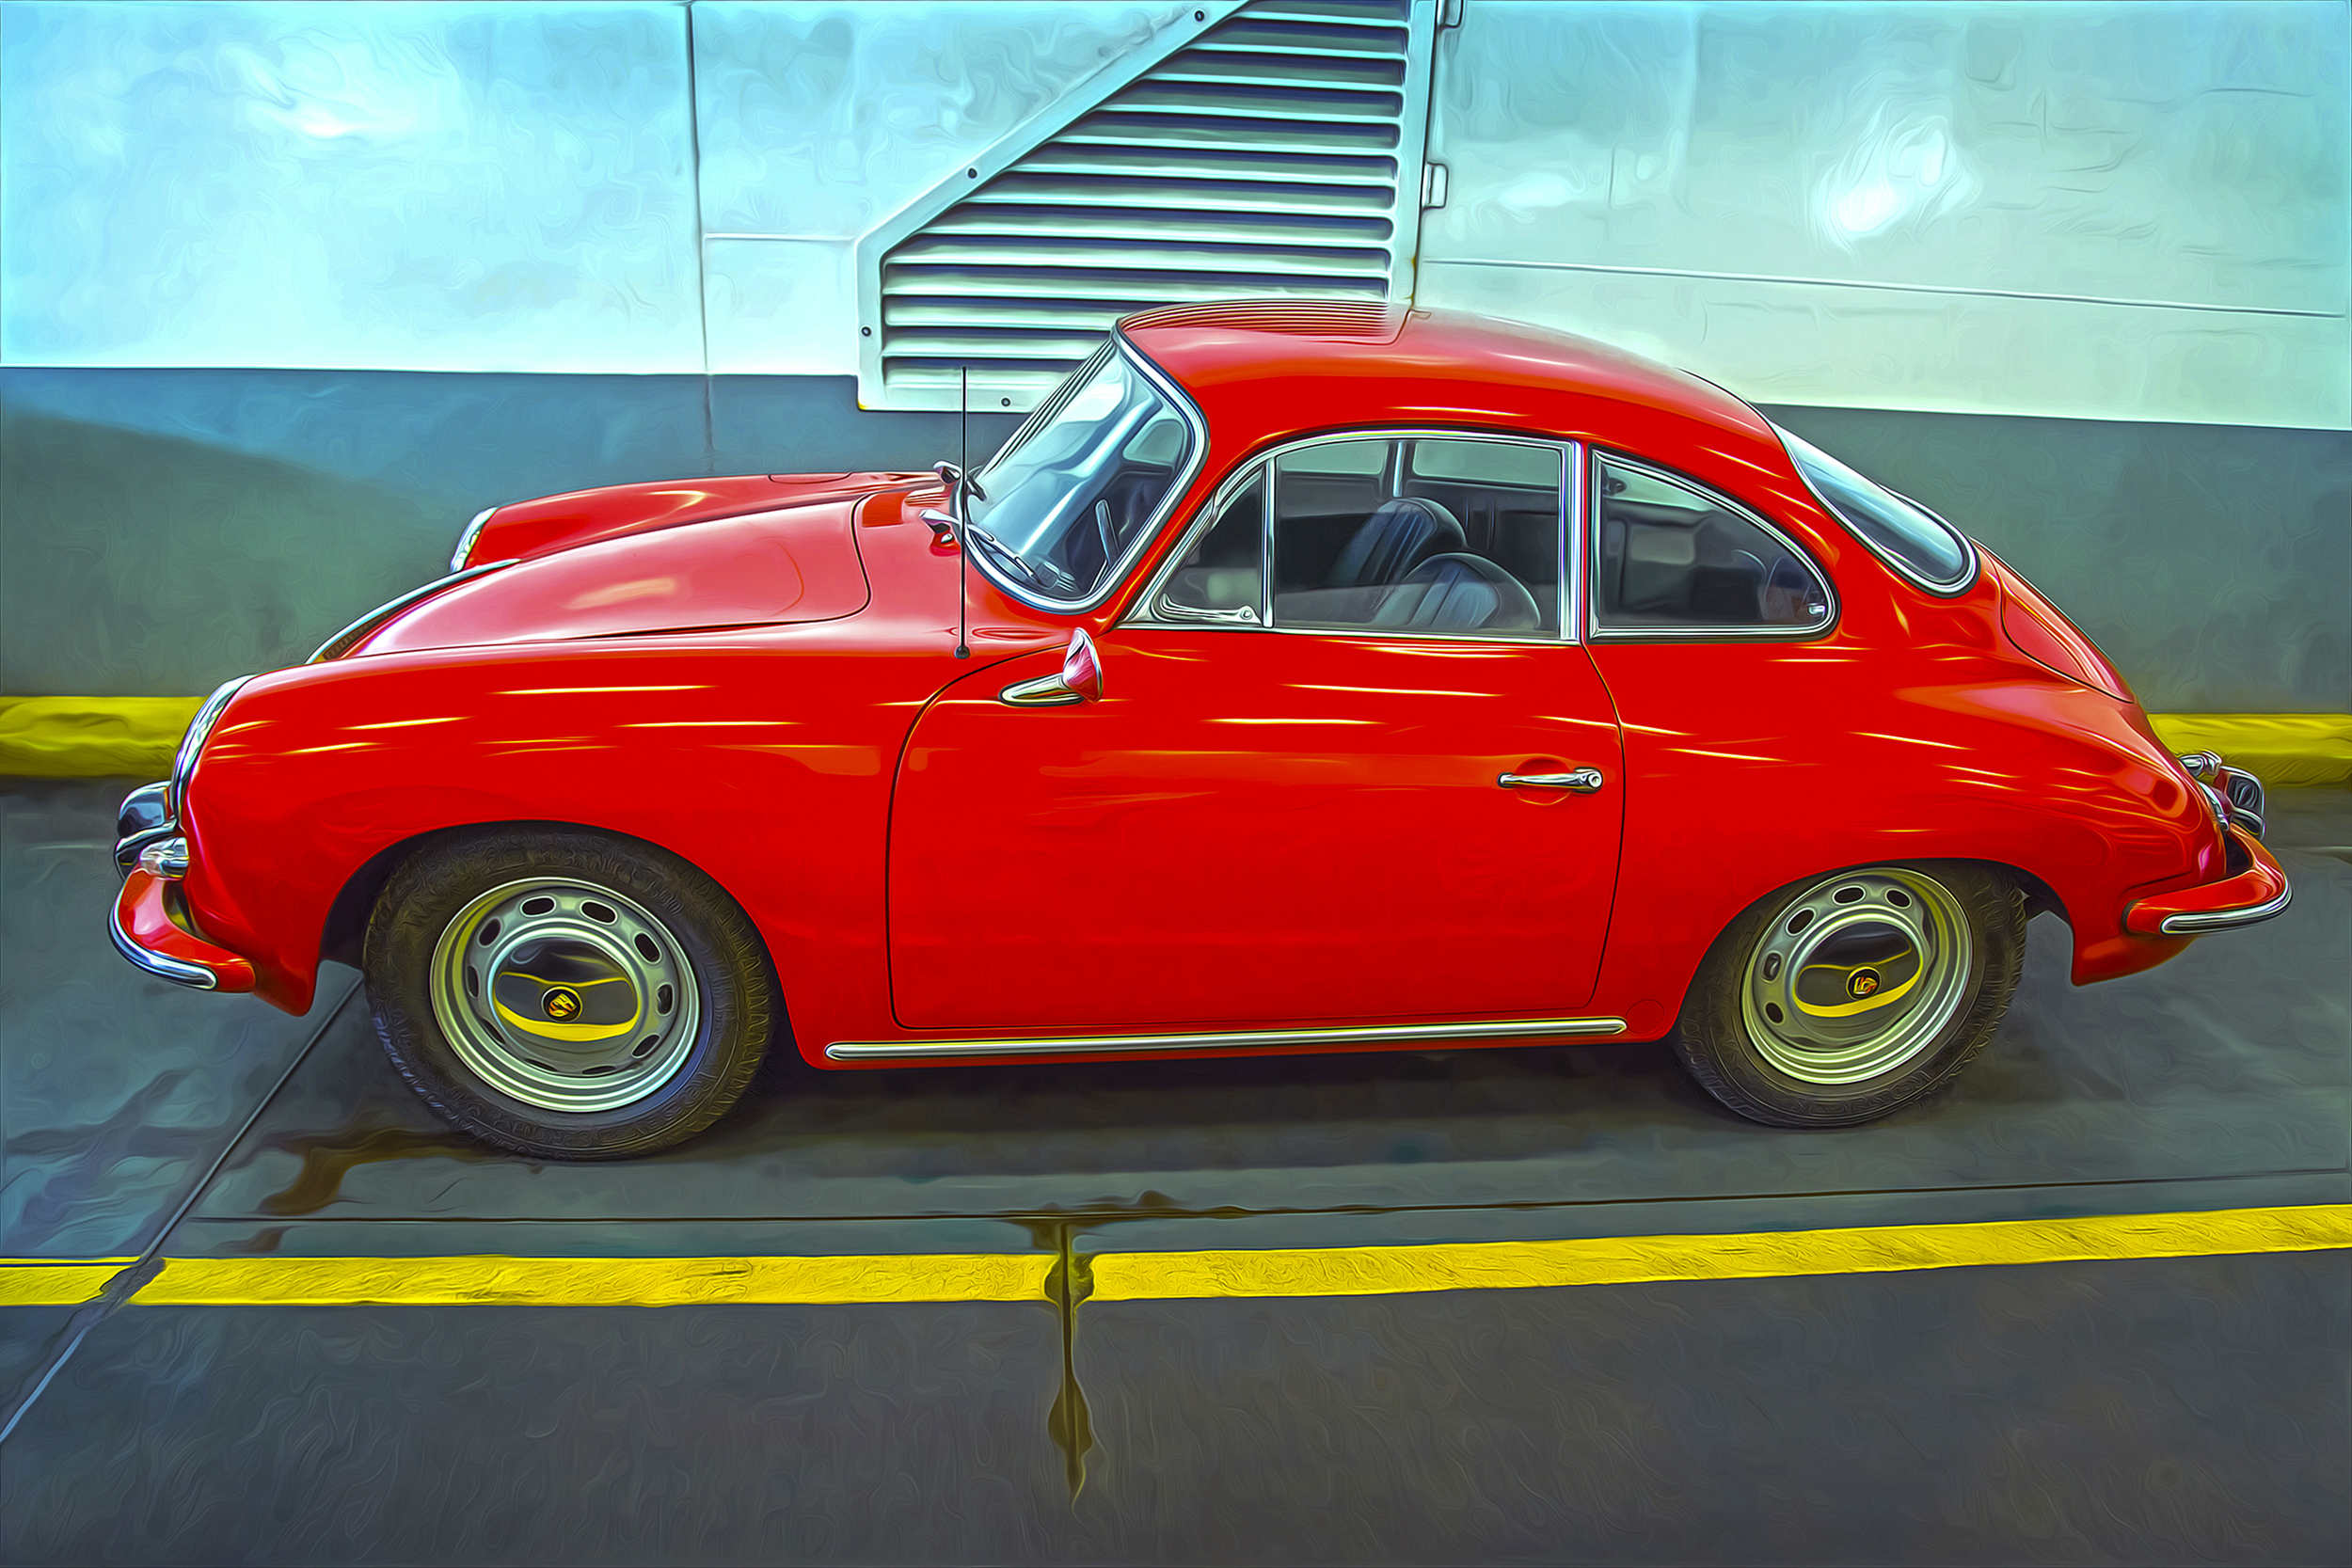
(1645, 854, 2060, 1030)
(320, 818, 781, 978)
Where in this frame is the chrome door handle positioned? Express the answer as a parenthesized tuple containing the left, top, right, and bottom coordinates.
(999, 672, 1083, 707)
(1498, 768, 1603, 793)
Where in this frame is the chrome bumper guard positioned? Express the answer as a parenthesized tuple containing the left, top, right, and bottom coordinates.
(2128, 757, 2290, 938)
(109, 882, 220, 990)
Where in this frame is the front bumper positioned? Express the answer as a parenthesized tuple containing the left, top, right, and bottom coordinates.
(111, 868, 255, 991)
(2124, 825, 2292, 937)
(110, 779, 255, 992)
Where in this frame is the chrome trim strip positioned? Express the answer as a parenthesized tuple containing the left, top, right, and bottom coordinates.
(310, 559, 516, 663)
(1124, 428, 1583, 644)
(960, 336, 1211, 616)
(2158, 882, 2292, 936)
(826, 1016, 1627, 1061)
(448, 504, 499, 573)
(109, 893, 219, 991)
(1585, 449, 1840, 641)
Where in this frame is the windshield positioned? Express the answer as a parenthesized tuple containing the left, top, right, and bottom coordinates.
(1775, 425, 1975, 592)
(964, 345, 1197, 606)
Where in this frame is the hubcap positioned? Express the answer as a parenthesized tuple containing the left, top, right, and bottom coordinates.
(428, 878, 701, 1113)
(1740, 868, 1973, 1085)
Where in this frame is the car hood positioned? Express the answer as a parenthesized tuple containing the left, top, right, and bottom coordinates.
(468, 471, 923, 563)
(356, 497, 872, 657)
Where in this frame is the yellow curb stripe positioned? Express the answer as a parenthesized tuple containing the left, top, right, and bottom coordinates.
(1086, 1205, 2352, 1302)
(8, 700, 2349, 783)
(0, 1263, 135, 1307)
(2146, 713, 2352, 787)
(0, 696, 201, 778)
(125, 1252, 1059, 1307)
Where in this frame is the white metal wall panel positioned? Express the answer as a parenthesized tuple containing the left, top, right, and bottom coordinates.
(1418, 1, 2351, 430)
(857, 0, 1438, 410)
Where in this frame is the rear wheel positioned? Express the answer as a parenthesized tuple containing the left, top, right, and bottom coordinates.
(1670, 862, 2025, 1127)
(363, 829, 776, 1159)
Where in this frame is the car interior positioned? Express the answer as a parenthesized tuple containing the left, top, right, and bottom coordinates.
(1592, 455, 1829, 630)
(1152, 435, 1568, 636)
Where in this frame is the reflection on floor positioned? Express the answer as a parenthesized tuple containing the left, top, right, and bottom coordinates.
(3, 778, 2346, 1564)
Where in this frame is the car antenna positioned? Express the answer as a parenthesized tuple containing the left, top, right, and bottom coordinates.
(954, 365, 972, 658)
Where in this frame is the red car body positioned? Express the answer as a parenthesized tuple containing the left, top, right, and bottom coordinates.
(118, 305, 2287, 1079)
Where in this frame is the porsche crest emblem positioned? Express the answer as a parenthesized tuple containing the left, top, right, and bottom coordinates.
(542, 986, 583, 1022)
(1848, 968, 1882, 1000)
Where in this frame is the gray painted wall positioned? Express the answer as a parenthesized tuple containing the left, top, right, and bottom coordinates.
(3, 368, 2342, 711)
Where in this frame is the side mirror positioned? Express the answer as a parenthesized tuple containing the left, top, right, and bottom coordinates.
(999, 627, 1104, 708)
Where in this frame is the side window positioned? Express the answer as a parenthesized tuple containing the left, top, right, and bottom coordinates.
(1591, 454, 1830, 634)
(1272, 436, 1564, 639)
(1153, 466, 1266, 625)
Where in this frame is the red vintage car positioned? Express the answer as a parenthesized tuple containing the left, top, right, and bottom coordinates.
(111, 303, 2289, 1158)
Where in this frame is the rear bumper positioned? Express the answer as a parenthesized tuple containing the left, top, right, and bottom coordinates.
(110, 868, 255, 992)
(2124, 826, 2292, 937)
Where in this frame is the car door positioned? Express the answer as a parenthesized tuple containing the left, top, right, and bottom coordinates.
(887, 433, 1626, 1035)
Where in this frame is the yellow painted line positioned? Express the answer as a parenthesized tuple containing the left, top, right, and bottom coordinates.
(15, 1207, 2350, 1310)
(0, 696, 200, 778)
(1087, 1205, 2352, 1302)
(125, 1252, 1058, 1307)
(0, 1262, 136, 1307)
(2147, 713, 2352, 787)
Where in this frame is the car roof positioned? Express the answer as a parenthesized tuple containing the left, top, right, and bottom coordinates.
(1118, 300, 1791, 496)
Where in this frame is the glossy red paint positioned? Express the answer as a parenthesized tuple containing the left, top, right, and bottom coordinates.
(138, 305, 2276, 1077)
(2124, 828, 2288, 936)
(366, 498, 870, 657)
(461, 471, 927, 567)
(114, 869, 254, 992)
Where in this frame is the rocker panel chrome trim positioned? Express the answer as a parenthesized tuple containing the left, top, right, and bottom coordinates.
(826, 1016, 1627, 1061)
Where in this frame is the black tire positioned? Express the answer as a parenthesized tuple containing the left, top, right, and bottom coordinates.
(1669, 861, 2025, 1128)
(362, 828, 777, 1159)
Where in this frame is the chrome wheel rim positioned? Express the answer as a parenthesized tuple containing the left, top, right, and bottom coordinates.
(1740, 867, 1973, 1085)
(428, 878, 702, 1113)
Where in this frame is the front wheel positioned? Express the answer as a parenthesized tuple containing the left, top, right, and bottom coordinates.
(1670, 862, 2025, 1128)
(363, 829, 777, 1159)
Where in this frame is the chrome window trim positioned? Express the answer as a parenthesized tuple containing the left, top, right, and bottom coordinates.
(1585, 449, 1840, 642)
(1123, 427, 1581, 647)
(961, 334, 1210, 616)
(827, 1015, 1628, 1061)
(1772, 425, 1979, 598)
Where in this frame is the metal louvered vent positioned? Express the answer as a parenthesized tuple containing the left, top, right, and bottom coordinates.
(856, 0, 1436, 411)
